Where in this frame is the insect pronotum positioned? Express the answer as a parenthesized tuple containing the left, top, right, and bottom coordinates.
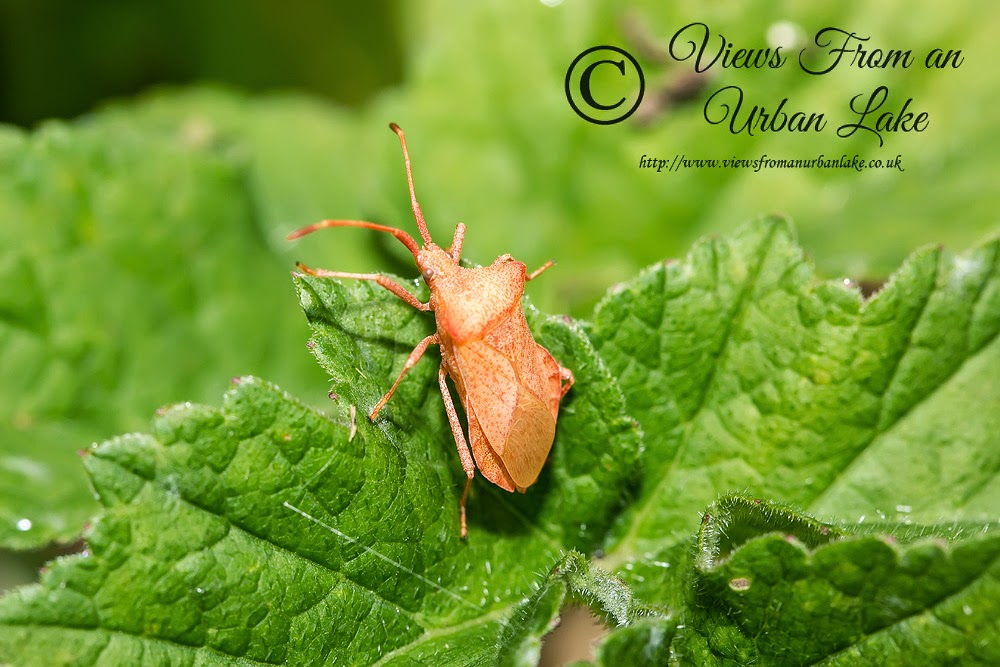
(288, 123, 574, 537)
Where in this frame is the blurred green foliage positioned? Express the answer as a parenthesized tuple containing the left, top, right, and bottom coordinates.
(0, 0, 996, 295)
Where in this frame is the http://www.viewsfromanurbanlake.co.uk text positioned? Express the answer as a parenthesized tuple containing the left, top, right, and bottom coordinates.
(639, 153, 904, 173)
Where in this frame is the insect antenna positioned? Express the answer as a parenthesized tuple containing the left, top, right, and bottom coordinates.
(389, 123, 434, 247)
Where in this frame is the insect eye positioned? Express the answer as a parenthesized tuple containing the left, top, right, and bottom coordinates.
(422, 267, 435, 280)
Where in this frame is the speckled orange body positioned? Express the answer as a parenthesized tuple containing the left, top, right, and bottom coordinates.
(288, 124, 573, 537)
(428, 251, 567, 493)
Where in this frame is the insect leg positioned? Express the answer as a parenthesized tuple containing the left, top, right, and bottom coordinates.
(448, 223, 466, 261)
(438, 365, 476, 538)
(526, 260, 555, 281)
(559, 366, 575, 398)
(370, 333, 439, 421)
(295, 263, 430, 311)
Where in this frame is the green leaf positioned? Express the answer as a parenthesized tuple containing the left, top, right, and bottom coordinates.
(591, 216, 998, 574)
(676, 495, 999, 666)
(584, 218, 999, 663)
(0, 289, 642, 664)
(0, 377, 523, 665)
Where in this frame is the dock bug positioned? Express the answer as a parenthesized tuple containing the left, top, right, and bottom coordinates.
(289, 123, 574, 537)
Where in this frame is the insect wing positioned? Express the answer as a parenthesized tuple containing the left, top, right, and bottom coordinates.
(452, 338, 556, 489)
(502, 380, 556, 487)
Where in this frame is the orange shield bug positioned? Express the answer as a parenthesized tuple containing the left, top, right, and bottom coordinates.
(288, 123, 574, 537)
